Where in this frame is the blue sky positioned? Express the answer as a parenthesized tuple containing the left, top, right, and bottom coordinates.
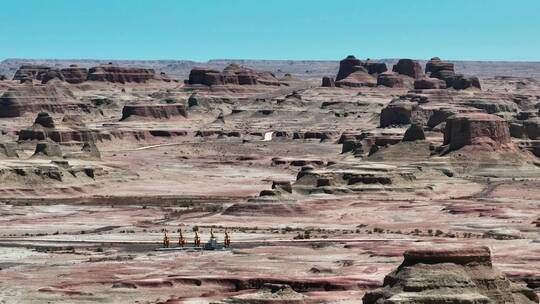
(0, 0, 539, 62)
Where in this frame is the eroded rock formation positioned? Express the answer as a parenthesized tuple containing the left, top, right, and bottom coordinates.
(375, 59, 424, 89)
(443, 113, 512, 151)
(12, 65, 52, 81)
(0, 82, 80, 117)
(19, 112, 95, 143)
(336, 55, 364, 81)
(364, 60, 388, 75)
(59, 65, 88, 84)
(120, 103, 188, 120)
(426, 57, 455, 81)
(425, 57, 482, 90)
(510, 112, 540, 140)
(34, 112, 56, 128)
(14, 63, 157, 84)
(87, 65, 156, 83)
(335, 56, 388, 86)
(377, 72, 415, 88)
(363, 246, 538, 304)
(0, 143, 19, 158)
(336, 69, 377, 88)
(187, 64, 281, 86)
(402, 124, 425, 141)
(392, 59, 424, 79)
(414, 77, 447, 89)
(39, 70, 65, 84)
(32, 141, 63, 158)
(322, 76, 336, 87)
(188, 68, 221, 86)
(380, 102, 418, 127)
(80, 141, 101, 160)
(453, 75, 482, 90)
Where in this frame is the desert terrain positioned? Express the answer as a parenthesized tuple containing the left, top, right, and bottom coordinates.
(0, 57, 538, 303)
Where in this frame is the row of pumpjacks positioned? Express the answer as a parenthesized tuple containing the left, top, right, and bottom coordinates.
(162, 228, 231, 248)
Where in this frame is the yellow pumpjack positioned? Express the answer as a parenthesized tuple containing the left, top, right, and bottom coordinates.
(156, 227, 232, 251)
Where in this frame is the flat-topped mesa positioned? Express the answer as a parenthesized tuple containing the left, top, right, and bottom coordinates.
(87, 65, 156, 83)
(443, 113, 512, 150)
(187, 68, 222, 86)
(363, 246, 539, 304)
(120, 103, 188, 121)
(0, 83, 80, 117)
(15, 63, 158, 84)
(12, 65, 52, 81)
(402, 246, 492, 266)
(187, 64, 281, 86)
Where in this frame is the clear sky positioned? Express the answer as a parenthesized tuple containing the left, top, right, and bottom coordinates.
(1, 0, 539, 62)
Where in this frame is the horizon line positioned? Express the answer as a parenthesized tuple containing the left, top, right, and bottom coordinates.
(2, 57, 540, 64)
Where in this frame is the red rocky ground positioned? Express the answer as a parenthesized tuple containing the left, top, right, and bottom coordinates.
(0, 58, 538, 303)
